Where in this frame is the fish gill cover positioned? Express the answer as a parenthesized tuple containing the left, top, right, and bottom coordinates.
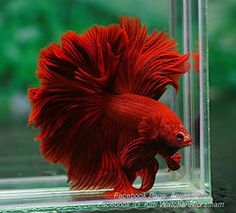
(28, 17, 192, 196)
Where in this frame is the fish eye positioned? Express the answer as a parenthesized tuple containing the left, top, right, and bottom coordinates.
(176, 133, 184, 142)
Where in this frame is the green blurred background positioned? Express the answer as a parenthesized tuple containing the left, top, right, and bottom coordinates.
(0, 0, 235, 212)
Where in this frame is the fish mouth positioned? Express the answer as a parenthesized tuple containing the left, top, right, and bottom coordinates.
(183, 138, 192, 147)
(181, 134, 192, 147)
(156, 138, 192, 156)
(167, 141, 191, 156)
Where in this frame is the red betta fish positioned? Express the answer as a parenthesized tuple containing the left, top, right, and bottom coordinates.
(28, 17, 192, 195)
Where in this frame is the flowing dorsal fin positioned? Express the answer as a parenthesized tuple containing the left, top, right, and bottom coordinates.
(114, 17, 190, 99)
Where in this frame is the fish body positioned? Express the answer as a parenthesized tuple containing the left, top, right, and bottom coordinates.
(28, 17, 192, 195)
(107, 93, 182, 129)
(104, 93, 191, 194)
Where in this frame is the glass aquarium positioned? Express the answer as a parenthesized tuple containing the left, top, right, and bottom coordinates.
(0, 0, 211, 211)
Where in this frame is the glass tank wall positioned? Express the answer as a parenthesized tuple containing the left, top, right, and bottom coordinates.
(0, 0, 211, 211)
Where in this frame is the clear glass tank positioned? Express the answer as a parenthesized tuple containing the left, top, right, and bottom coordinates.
(0, 0, 211, 211)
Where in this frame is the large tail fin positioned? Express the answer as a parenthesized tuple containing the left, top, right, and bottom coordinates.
(28, 24, 130, 190)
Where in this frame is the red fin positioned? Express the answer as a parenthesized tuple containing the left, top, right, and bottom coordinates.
(118, 113, 162, 193)
(114, 17, 190, 99)
(165, 153, 182, 171)
(136, 159, 159, 192)
(69, 119, 139, 190)
(68, 123, 116, 190)
(105, 154, 159, 196)
(28, 24, 130, 190)
(120, 138, 156, 172)
(138, 115, 162, 140)
(115, 138, 159, 194)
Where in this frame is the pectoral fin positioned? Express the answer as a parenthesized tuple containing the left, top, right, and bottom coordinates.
(138, 114, 162, 140)
(165, 153, 182, 171)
